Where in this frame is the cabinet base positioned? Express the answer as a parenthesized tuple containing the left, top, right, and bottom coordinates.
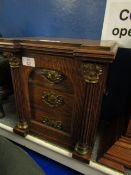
(72, 151, 91, 163)
(13, 126, 28, 137)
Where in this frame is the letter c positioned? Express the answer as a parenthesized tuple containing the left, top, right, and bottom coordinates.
(120, 9, 129, 20)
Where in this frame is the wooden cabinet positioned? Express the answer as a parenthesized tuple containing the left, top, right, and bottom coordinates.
(0, 38, 117, 162)
(98, 117, 131, 173)
(96, 48, 131, 173)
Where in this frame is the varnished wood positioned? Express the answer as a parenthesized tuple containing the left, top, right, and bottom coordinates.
(0, 37, 117, 162)
(99, 137, 131, 173)
(95, 47, 131, 172)
(97, 113, 131, 173)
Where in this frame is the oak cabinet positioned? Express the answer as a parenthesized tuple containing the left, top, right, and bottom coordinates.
(0, 38, 117, 162)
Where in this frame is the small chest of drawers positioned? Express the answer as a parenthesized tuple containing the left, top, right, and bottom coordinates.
(0, 38, 117, 162)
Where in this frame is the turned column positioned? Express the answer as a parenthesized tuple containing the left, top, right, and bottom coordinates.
(7, 52, 28, 136)
(74, 62, 109, 160)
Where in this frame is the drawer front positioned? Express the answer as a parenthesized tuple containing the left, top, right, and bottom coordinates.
(29, 119, 75, 149)
(30, 108, 71, 132)
(29, 84, 74, 133)
(29, 68, 74, 94)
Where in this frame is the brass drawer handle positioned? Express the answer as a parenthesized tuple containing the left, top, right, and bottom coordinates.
(38, 69, 65, 84)
(42, 92, 64, 107)
(42, 117, 63, 130)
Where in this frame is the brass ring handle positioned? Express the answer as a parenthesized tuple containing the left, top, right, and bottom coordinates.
(42, 92, 64, 107)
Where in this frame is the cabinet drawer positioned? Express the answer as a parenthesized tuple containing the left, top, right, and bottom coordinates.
(29, 119, 75, 149)
(29, 68, 74, 94)
(30, 108, 72, 133)
(29, 84, 74, 133)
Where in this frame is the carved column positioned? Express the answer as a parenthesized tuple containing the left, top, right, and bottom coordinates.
(7, 53, 28, 136)
(74, 63, 107, 161)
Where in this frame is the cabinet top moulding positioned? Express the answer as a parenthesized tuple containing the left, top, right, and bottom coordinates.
(0, 37, 118, 62)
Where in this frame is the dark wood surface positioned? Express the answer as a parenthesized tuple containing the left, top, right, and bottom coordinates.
(94, 47, 131, 173)
(99, 136, 131, 173)
(126, 118, 131, 137)
(97, 111, 131, 173)
(0, 55, 13, 118)
(0, 37, 118, 162)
